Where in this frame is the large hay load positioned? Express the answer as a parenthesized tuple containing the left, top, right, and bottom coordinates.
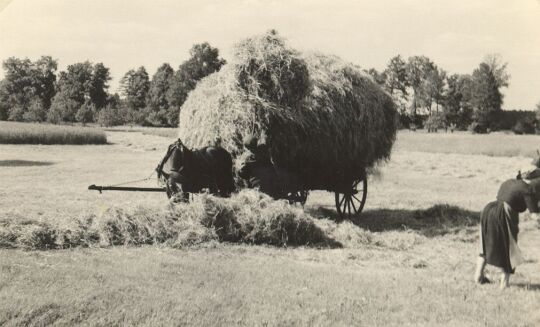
(178, 30, 397, 192)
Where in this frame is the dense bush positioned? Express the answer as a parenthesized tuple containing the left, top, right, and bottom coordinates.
(512, 120, 536, 135)
(96, 105, 125, 127)
(468, 121, 488, 134)
(141, 108, 169, 127)
(424, 112, 446, 132)
(493, 110, 536, 131)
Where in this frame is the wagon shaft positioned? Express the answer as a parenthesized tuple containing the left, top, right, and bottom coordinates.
(88, 185, 166, 193)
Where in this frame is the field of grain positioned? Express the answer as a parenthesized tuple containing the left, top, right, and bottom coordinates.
(1, 127, 539, 326)
(0, 121, 107, 145)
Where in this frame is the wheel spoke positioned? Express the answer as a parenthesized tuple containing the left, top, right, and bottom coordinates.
(350, 198, 357, 213)
(335, 177, 367, 218)
(339, 194, 346, 207)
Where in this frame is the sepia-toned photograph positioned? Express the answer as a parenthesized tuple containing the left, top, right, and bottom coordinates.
(1, 0, 539, 325)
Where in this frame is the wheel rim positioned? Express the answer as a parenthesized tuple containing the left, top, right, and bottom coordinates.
(335, 178, 367, 219)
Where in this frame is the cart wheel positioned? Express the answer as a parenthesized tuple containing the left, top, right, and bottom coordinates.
(335, 177, 367, 219)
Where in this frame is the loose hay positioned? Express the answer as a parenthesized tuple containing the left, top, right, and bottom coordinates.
(178, 31, 398, 190)
(1, 192, 480, 251)
(0, 191, 336, 249)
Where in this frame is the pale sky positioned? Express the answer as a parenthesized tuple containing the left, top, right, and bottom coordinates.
(1, 0, 539, 109)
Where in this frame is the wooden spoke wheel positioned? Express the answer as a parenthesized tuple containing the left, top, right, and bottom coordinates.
(335, 177, 367, 219)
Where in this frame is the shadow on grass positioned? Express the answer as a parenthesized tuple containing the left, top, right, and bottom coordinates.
(308, 204, 480, 238)
(0, 160, 55, 167)
(514, 283, 540, 291)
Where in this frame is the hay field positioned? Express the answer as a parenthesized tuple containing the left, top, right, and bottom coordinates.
(1, 129, 539, 326)
(396, 130, 540, 158)
(0, 121, 107, 145)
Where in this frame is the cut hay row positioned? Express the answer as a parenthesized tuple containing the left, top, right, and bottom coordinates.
(0, 191, 333, 250)
(0, 121, 107, 145)
(178, 31, 397, 189)
(0, 190, 480, 251)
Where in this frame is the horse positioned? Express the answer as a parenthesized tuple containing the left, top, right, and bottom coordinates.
(156, 139, 235, 201)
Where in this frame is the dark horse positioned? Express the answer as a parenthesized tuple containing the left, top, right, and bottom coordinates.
(156, 139, 235, 200)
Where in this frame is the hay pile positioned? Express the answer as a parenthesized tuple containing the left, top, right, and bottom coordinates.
(3, 191, 483, 250)
(0, 190, 337, 249)
(178, 30, 397, 189)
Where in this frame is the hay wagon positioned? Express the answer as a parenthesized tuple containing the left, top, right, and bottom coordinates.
(176, 31, 397, 219)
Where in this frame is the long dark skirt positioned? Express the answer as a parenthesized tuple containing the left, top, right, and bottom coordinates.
(480, 201, 520, 273)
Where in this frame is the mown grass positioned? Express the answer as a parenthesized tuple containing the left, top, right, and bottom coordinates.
(2, 130, 540, 326)
(395, 130, 540, 157)
(1, 234, 539, 326)
(0, 121, 107, 144)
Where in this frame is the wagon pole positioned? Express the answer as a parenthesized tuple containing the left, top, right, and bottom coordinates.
(88, 185, 166, 193)
(88, 171, 165, 194)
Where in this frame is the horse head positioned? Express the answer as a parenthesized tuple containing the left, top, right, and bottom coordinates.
(157, 138, 190, 179)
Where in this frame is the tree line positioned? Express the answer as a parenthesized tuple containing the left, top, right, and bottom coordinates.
(1, 46, 538, 132)
(365, 54, 518, 132)
(0, 43, 225, 127)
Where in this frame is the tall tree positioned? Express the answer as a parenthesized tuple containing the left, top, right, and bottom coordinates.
(470, 62, 504, 126)
(443, 74, 462, 126)
(167, 42, 226, 126)
(2, 57, 35, 112)
(120, 66, 150, 110)
(483, 54, 510, 89)
(1, 56, 58, 120)
(33, 56, 58, 109)
(443, 74, 474, 128)
(406, 56, 435, 116)
(0, 80, 9, 120)
(89, 63, 111, 109)
(47, 61, 106, 123)
(147, 63, 174, 111)
(468, 56, 509, 128)
(56, 62, 94, 105)
(421, 66, 446, 114)
(384, 55, 408, 96)
(536, 101, 540, 122)
(381, 55, 409, 115)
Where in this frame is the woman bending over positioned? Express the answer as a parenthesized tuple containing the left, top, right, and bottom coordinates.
(475, 176, 540, 289)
